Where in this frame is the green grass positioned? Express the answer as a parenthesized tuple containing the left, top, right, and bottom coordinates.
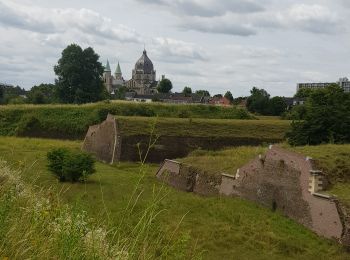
(0, 136, 349, 259)
(118, 117, 291, 139)
(178, 146, 267, 176)
(0, 101, 252, 138)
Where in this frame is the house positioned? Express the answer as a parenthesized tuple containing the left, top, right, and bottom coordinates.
(209, 96, 231, 106)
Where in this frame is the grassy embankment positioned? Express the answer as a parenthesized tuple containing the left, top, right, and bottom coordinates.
(0, 102, 253, 139)
(0, 136, 348, 259)
(117, 117, 290, 139)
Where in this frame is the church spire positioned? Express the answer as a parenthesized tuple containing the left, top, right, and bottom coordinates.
(105, 60, 111, 72)
(115, 61, 121, 75)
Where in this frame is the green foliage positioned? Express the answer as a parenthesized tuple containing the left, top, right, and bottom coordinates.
(182, 86, 192, 96)
(195, 90, 210, 97)
(0, 102, 254, 139)
(247, 87, 270, 114)
(0, 84, 27, 104)
(47, 148, 95, 182)
(54, 44, 105, 104)
(294, 88, 315, 99)
(269, 96, 287, 116)
(224, 91, 234, 104)
(27, 84, 58, 104)
(157, 78, 173, 93)
(287, 85, 350, 146)
(0, 87, 4, 104)
(7, 96, 26, 104)
(247, 87, 287, 116)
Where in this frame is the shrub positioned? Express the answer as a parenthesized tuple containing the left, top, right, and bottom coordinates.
(47, 148, 95, 182)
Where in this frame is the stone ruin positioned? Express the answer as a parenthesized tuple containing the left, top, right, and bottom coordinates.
(82, 114, 121, 164)
(156, 145, 350, 245)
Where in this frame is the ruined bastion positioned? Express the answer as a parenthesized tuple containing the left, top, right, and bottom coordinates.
(156, 146, 350, 246)
(82, 114, 286, 163)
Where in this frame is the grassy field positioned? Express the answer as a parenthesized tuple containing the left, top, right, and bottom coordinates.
(118, 117, 291, 139)
(179, 146, 267, 176)
(0, 136, 348, 259)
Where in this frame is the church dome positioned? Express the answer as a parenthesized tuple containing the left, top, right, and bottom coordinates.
(135, 50, 154, 74)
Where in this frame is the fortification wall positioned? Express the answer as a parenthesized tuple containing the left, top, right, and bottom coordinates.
(156, 160, 220, 196)
(120, 135, 280, 163)
(82, 114, 119, 164)
(156, 146, 350, 245)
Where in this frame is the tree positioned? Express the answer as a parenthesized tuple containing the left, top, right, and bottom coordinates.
(54, 44, 104, 104)
(27, 84, 58, 104)
(294, 88, 315, 99)
(246, 87, 270, 114)
(224, 91, 234, 104)
(213, 94, 223, 98)
(268, 96, 287, 116)
(287, 84, 350, 146)
(0, 87, 4, 104)
(157, 78, 173, 93)
(182, 86, 192, 96)
(196, 90, 210, 97)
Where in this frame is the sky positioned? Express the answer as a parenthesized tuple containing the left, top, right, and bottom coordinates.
(0, 0, 349, 97)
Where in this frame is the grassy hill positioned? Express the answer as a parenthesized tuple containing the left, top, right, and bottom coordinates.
(0, 102, 253, 139)
(0, 136, 348, 259)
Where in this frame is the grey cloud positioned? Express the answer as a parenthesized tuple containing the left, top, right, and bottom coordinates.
(0, 1, 142, 43)
(179, 16, 256, 36)
(151, 37, 209, 63)
(135, 0, 264, 17)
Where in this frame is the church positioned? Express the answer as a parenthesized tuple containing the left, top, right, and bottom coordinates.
(103, 49, 158, 95)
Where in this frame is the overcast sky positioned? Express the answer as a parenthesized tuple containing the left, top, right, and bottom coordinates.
(0, 0, 349, 97)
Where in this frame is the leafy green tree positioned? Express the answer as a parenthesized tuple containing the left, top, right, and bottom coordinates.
(54, 44, 104, 104)
(246, 87, 270, 114)
(0, 87, 4, 104)
(27, 84, 58, 104)
(224, 91, 234, 104)
(268, 96, 287, 116)
(213, 94, 223, 98)
(157, 78, 173, 93)
(287, 84, 350, 146)
(294, 88, 315, 99)
(195, 90, 210, 97)
(182, 86, 192, 96)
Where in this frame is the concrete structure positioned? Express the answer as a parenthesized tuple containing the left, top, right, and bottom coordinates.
(156, 146, 350, 245)
(297, 77, 350, 93)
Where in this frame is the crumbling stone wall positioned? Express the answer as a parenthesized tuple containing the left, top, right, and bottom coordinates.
(156, 146, 350, 245)
(82, 114, 120, 164)
(156, 160, 220, 196)
(220, 146, 345, 242)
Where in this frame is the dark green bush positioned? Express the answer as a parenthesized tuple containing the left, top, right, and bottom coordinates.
(47, 148, 95, 182)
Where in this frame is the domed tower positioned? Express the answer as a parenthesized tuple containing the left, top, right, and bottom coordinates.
(128, 49, 157, 94)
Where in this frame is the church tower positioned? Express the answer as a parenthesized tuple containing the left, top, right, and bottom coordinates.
(115, 62, 122, 80)
(103, 60, 112, 92)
